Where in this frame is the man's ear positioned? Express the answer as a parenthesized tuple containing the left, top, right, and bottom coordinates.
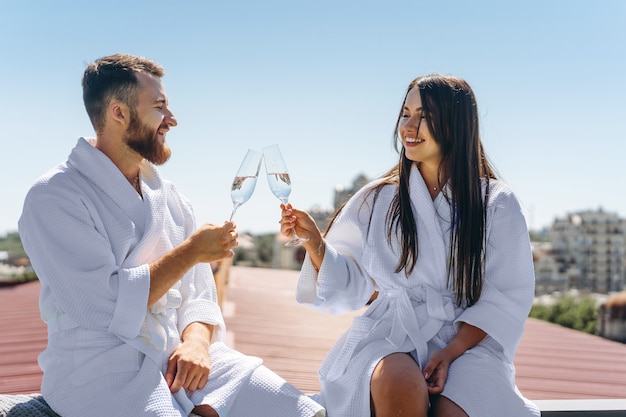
(108, 101, 130, 126)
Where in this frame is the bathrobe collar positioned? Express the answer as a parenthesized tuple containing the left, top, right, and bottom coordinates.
(408, 164, 450, 290)
(67, 137, 167, 264)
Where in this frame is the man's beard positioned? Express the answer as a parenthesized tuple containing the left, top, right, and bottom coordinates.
(124, 109, 171, 165)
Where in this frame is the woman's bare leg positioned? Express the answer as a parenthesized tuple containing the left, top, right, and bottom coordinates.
(429, 395, 468, 417)
(370, 352, 429, 417)
(192, 404, 219, 417)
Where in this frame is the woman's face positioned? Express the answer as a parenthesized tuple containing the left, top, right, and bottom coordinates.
(398, 87, 442, 168)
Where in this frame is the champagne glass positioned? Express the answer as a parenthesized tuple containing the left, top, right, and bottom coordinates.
(263, 144, 309, 246)
(230, 149, 263, 221)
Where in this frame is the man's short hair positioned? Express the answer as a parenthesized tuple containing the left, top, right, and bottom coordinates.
(82, 53, 164, 132)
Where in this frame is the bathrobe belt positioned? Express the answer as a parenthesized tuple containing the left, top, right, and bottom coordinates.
(325, 286, 455, 382)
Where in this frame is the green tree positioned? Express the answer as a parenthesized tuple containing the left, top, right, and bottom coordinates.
(577, 296, 598, 334)
(529, 303, 551, 321)
(529, 295, 598, 335)
(0, 232, 25, 254)
(255, 233, 275, 266)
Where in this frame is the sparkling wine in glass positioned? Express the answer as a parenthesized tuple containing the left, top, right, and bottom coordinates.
(263, 144, 309, 246)
(230, 149, 263, 221)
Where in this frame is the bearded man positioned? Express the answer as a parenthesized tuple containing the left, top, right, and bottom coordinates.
(18, 53, 325, 417)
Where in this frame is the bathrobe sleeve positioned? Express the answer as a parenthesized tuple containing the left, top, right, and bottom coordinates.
(454, 183, 535, 361)
(297, 185, 378, 314)
(19, 173, 150, 339)
(173, 192, 226, 342)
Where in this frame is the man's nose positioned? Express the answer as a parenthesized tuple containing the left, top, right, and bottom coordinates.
(165, 109, 177, 127)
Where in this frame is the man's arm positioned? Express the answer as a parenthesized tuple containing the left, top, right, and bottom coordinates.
(165, 322, 215, 392)
(148, 222, 237, 306)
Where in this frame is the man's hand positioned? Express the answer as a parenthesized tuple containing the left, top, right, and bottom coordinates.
(165, 323, 213, 393)
(189, 221, 239, 264)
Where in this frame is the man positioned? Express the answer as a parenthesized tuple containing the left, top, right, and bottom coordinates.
(18, 54, 325, 417)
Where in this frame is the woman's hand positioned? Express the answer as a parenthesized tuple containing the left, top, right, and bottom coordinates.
(280, 204, 319, 242)
(423, 322, 487, 394)
(422, 347, 453, 394)
(280, 203, 325, 268)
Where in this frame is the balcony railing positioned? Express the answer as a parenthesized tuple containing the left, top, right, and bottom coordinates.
(535, 399, 626, 416)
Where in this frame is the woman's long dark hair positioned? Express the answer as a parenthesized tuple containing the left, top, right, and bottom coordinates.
(326, 74, 496, 307)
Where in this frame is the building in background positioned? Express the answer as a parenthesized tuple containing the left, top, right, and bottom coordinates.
(332, 173, 369, 212)
(533, 242, 567, 294)
(598, 290, 626, 343)
(547, 209, 625, 294)
(533, 209, 626, 296)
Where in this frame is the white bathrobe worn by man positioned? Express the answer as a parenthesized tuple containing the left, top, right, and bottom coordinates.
(296, 166, 540, 417)
(19, 138, 324, 417)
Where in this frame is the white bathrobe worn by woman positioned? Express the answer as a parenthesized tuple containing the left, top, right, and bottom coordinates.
(297, 166, 540, 417)
(19, 138, 324, 417)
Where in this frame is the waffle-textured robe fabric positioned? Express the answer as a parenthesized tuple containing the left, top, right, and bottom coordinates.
(18, 138, 324, 417)
(297, 166, 540, 417)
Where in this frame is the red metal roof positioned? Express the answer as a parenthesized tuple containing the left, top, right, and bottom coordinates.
(1, 266, 625, 400)
(0, 281, 47, 395)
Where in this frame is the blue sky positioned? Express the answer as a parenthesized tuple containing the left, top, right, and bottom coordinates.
(1, 0, 625, 236)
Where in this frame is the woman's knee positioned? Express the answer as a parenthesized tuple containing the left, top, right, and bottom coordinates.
(370, 353, 428, 413)
(371, 353, 425, 391)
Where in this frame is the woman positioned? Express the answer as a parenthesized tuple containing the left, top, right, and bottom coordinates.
(280, 74, 540, 417)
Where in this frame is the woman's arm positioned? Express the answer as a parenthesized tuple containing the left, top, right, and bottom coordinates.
(422, 322, 487, 394)
(281, 200, 376, 312)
